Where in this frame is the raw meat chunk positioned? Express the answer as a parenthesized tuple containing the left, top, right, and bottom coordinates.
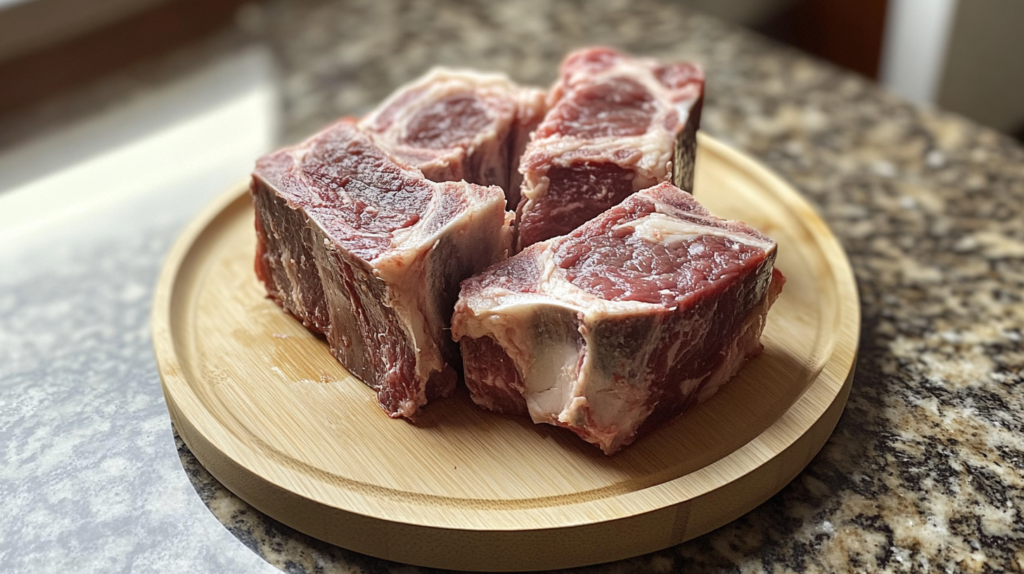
(452, 182, 783, 454)
(516, 47, 705, 250)
(252, 119, 512, 419)
(360, 68, 546, 208)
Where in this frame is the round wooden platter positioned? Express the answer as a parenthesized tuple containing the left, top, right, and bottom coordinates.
(152, 133, 859, 572)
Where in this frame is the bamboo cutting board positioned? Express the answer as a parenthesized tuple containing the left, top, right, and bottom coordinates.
(152, 133, 859, 572)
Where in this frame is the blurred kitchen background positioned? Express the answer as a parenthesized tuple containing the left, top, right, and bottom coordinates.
(0, 0, 1022, 211)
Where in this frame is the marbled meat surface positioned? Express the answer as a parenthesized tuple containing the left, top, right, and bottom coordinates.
(252, 118, 512, 419)
(452, 182, 783, 454)
(359, 68, 546, 209)
(515, 47, 705, 250)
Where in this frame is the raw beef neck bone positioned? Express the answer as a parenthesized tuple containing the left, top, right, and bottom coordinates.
(514, 47, 705, 251)
(452, 182, 783, 454)
(359, 67, 546, 209)
(251, 119, 512, 420)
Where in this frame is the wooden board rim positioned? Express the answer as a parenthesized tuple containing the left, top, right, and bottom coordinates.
(152, 133, 859, 571)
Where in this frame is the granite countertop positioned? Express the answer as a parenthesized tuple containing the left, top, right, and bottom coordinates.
(3, 0, 1024, 572)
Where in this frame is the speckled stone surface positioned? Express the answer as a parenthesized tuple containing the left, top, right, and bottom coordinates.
(3, 0, 1024, 572)
(0, 197, 276, 574)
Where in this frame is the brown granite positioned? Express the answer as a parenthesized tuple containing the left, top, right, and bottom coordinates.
(22, 0, 1022, 571)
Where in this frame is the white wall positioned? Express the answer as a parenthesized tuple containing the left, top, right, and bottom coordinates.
(937, 0, 1024, 133)
(880, 0, 1024, 134)
(879, 0, 959, 105)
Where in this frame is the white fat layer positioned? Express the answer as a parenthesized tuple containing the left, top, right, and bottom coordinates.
(457, 204, 774, 332)
(376, 187, 509, 386)
(454, 249, 663, 345)
(620, 212, 776, 250)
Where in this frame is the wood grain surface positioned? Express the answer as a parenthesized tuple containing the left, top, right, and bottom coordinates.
(152, 133, 859, 571)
